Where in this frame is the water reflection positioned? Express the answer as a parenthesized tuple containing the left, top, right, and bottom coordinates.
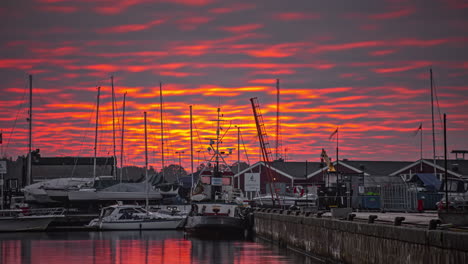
(0, 231, 320, 264)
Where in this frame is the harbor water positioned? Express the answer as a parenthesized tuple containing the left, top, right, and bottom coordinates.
(0, 230, 322, 264)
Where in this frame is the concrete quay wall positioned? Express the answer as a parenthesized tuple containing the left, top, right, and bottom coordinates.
(254, 211, 468, 264)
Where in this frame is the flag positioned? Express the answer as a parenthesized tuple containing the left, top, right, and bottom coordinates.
(328, 127, 338, 140)
(413, 123, 422, 136)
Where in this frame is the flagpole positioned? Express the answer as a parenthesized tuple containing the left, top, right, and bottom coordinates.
(336, 127, 339, 171)
(420, 124, 423, 171)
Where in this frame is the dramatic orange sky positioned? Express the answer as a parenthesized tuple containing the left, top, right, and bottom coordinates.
(1, 0, 467, 171)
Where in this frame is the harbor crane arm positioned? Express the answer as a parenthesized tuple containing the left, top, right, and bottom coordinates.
(250, 97, 281, 206)
(320, 148, 336, 172)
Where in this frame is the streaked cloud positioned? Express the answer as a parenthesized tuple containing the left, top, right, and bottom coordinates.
(0, 0, 466, 167)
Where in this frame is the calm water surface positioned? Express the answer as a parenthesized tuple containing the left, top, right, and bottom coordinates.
(0, 231, 321, 264)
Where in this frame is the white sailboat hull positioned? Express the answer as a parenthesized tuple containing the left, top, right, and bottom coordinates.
(0, 216, 56, 232)
(0, 208, 65, 232)
(97, 219, 183, 230)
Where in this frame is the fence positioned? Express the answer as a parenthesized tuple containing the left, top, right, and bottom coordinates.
(364, 184, 420, 211)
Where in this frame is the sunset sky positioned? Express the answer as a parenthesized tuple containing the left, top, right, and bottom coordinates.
(1, 0, 467, 171)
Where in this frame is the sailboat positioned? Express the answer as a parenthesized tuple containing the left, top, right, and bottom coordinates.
(0, 75, 66, 232)
(184, 108, 247, 237)
(87, 112, 184, 230)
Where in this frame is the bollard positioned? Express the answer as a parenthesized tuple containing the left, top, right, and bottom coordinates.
(368, 215, 378, 223)
(347, 213, 356, 221)
(428, 219, 441, 230)
(394, 217, 405, 226)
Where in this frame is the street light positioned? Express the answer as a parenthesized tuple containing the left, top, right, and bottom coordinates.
(175, 151, 185, 178)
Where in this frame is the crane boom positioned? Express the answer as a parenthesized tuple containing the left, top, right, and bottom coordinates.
(250, 97, 281, 206)
(320, 148, 336, 172)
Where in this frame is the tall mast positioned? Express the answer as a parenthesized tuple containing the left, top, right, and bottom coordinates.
(443, 113, 448, 213)
(190, 105, 194, 190)
(159, 82, 165, 182)
(336, 127, 339, 171)
(216, 108, 220, 171)
(275, 79, 280, 160)
(111, 76, 116, 178)
(420, 123, 423, 171)
(144, 111, 149, 210)
(237, 126, 240, 188)
(26, 75, 32, 186)
(120, 92, 127, 183)
(93, 86, 101, 181)
(430, 68, 437, 176)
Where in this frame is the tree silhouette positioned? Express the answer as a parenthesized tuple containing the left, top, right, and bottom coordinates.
(161, 164, 187, 183)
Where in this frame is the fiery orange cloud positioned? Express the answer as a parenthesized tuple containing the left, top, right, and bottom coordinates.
(94, 0, 148, 15)
(176, 16, 213, 31)
(394, 38, 450, 47)
(245, 43, 303, 58)
(97, 19, 165, 33)
(373, 61, 432, 73)
(251, 69, 296, 75)
(273, 12, 321, 21)
(193, 62, 335, 70)
(248, 79, 278, 84)
(369, 49, 396, 56)
(369, 8, 415, 20)
(311, 41, 382, 53)
(219, 24, 263, 33)
(32, 46, 80, 56)
(209, 3, 256, 14)
(94, 51, 170, 58)
(160, 71, 204, 77)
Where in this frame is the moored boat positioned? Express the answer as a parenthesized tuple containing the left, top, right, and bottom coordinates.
(0, 207, 65, 232)
(184, 108, 248, 238)
(87, 204, 185, 230)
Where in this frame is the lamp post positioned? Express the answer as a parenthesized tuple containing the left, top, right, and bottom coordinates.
(176, 151, 185, 178)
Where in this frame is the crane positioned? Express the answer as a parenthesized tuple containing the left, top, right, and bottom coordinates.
(250, 97, 281, 206)
(320, 148, 336, 172)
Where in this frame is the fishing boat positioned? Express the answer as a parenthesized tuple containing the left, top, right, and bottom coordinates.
(0, 207, 65, 232)
(184, 108, 247, 237)
(87, 204, 184, 230)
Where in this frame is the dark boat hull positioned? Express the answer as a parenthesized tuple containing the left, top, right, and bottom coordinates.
(185, 215, 245, 238)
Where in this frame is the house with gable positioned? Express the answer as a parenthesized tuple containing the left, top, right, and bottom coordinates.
(234, 158, 468, 199)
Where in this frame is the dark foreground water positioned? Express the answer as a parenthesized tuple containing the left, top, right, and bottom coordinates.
(0, 231, 322, 264)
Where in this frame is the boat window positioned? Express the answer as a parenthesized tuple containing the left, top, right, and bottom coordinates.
(222, 177, 231, 185)
(118, 208, 135, 214)
(134, 208, 147, 213)
(201, 176, 211, 184)
(102, 208, 115, 217)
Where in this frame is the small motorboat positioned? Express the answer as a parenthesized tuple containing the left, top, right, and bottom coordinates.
(87, 204, 185, 230)
(0, 207, 65, 232)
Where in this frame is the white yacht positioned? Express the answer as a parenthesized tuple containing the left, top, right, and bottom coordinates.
(87, 204, 185, 230)
(0, 207, 65, 232)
